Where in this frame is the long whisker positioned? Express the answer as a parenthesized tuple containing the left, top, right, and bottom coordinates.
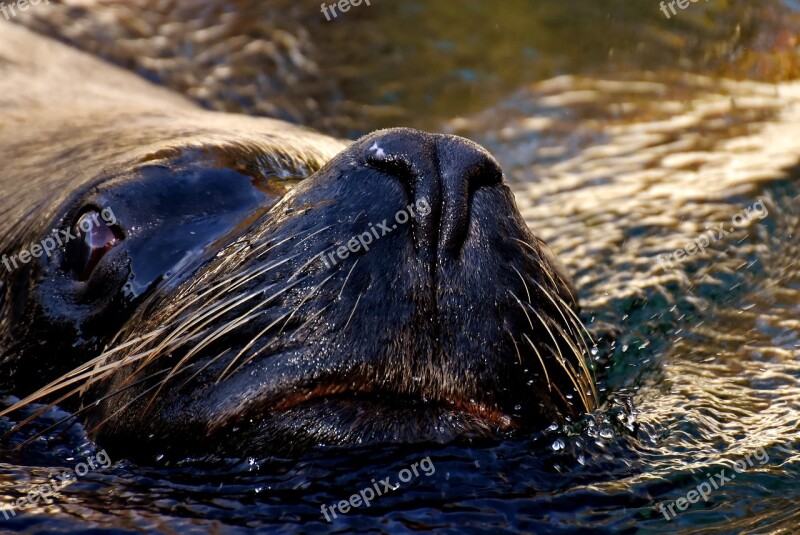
(86, 375, 176, 438)
(510, 291, 553, 392)
(343, 291, 364, 332)
(338, 258, 360, 300)
(505, 328, 524, 366)
(231, 301, 335, 376)
(522, 333, 551, 392)
(217, 274, 336, 383)
(511, 266, 533, 304)
(530, 307, 590, 412)
(10, 368, 172, 450)
(279, 273, 337, 335)
(510, 239, 598, 402)
(0, 345, 164, 420)
(549, 318, 595, 411)
(528, 277, 597, 402)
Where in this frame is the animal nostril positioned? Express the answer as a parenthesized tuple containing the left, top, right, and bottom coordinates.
(365, 154, 416, 191)
(435, 134, 504, 254)
(437, 135, 503, 191)
(365, 154, 413, 179)
(357, 128, 504, 259)
(470, 155, 503, 189)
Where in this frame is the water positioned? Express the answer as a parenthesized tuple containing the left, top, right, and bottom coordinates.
(3, 1, 800, 532)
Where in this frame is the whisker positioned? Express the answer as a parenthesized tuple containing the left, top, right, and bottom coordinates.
(230, 301, 334, 377)
(549, 319, 595, 411)
(0, 346, 163, 420)
(279, 273, 337, 335)
(529, 307, 590, 412)
(343, 291, 363, 332)
(510, 291, 553, 392)
(10, 368, 171, 449)
(180, 348, 232, 389)
(89, 359, 208, 439)
(135, 274, 311, 393)
(510, 238, 598, 402)
(511, 266, 532, 304)
(338, 258, 360, 300)
(522, 333, 551, 392)
(528, 278, 597, 402)
(216, 274, 336, 383)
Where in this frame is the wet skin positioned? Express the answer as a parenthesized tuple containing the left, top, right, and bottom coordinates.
(0, 23, 594, 459)
(1, 128, 595, 459)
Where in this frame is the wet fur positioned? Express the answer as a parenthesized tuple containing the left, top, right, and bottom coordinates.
(0, 24, 594, 458)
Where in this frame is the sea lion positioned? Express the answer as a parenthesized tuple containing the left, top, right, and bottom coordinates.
(0, 24, 595, 459)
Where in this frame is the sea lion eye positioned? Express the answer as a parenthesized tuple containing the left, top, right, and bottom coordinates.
(65, 209, 124, 281)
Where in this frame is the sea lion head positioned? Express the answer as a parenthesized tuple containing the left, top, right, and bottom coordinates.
(4, 128, 595, 459)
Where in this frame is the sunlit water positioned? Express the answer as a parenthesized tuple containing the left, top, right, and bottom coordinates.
(3, 1, 800, 532)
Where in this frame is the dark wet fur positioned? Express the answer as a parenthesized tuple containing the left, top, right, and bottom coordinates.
(0, 24, 594, 460)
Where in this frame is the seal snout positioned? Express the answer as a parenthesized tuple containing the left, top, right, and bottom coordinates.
(15, 127, 594, 459)
(361, 128, 503, 259)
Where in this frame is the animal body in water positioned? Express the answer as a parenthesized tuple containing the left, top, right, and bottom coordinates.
(0, 23, 595, 459)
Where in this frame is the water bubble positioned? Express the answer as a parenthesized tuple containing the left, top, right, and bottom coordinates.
(552, 439, 565, 451)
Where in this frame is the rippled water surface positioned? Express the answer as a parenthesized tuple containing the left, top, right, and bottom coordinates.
(3, 1, 800, 533)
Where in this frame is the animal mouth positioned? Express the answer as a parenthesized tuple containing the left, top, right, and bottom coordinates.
(270, 383, 518, 431)
(224, 381, 521, 449)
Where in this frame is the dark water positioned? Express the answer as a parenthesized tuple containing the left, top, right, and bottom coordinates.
(3, 1, 800, 533)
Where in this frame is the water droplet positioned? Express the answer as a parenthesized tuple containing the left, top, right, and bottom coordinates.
(514, 404, 522, 411)
(552, 439, 565, 451)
